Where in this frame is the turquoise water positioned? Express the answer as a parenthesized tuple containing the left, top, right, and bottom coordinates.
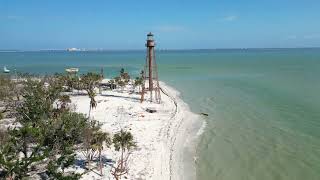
(1, 49, 320, 180)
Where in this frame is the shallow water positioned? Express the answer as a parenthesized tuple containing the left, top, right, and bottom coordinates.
(1, 49, 320, 180)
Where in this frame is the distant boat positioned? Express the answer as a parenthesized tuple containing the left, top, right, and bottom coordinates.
(3, 66, 10, 73)
(67, 48, 81, 52)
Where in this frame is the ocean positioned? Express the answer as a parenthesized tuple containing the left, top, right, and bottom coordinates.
(1, 49, 320, 180)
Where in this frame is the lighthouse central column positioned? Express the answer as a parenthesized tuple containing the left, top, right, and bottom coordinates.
(148, 46, 153, 92)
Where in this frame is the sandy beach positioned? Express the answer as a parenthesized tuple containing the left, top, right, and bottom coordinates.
(68, 81, 202, 180)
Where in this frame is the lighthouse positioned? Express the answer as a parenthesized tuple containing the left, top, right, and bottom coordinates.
(141, 32, 161, 103)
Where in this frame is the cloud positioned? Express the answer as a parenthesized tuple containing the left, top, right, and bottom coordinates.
(153, 25, 186, 33)
(222, 15, 238, 22)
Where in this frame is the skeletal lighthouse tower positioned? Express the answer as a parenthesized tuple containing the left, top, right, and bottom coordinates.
(141, 32, 161, 103)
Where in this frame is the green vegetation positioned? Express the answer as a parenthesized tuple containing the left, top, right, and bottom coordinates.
(0, 78, 85, 179)
(134, 70, 144, 93)
(58, 94, 71, 110)
(0, 73, 136, 179)
(80, 72, 102, 118)
(114, 68, 131, 91)
(112, 129, 136, 179)
(92, 131, 112, 175)
(0, 75, 21, 117)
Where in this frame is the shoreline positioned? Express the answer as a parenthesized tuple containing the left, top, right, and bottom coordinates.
(158, 82, 203, 180)
(69, 80, 203, 179)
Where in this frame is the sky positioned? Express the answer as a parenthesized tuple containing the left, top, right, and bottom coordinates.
(0, 0, 320, 50)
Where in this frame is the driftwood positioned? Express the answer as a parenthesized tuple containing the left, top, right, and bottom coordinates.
(146, 108, 157, 113)
(200, 113, 209, 116)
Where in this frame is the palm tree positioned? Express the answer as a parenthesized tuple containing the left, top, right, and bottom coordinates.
(87, 91, 97, 119)
(134, 77, 143, 93)
(122, 72, 130, 84)
(117, 68, 131, 89)
(80, 72, 101, 119)
(92, 131, 112, 176)
(134, 70, 144, 93)
(120, 68, 125, 76)
(113, 129, 136, 172)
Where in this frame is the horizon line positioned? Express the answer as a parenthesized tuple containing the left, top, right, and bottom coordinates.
(1, 47, 320, 52)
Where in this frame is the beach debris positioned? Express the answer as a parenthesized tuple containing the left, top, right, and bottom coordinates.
(100, 79, 117, 90)
(200, 113, 209, 116)
(146, 107, 157, 113)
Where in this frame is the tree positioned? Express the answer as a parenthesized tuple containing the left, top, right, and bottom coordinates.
(0, 79, 60, 179)
(0, 79, 54, 179)
(45, 112, 89, 180)
(0, 129, 17, 180)
(80, 120, 112, 176)
(58, 94, 71, 111)
(122, 73, 130, 84)
(134, 71, 144, 93)
(88, 91, 97, 119)
(0, 74, 119, 179)
(108, 79, 116, 90)
(81, 120, 101, 167)
(17, 79, 55, 124)
(92, 131, 112, 175)
(120, 68, 125, 76)
(118, 80, 126, 92)
(119, 68, 130, 84)
(0, 77, 92, 179)
(114, 76, 120, 85)
(113, 68, 131, 92)
(0, 75, 12, 101)
(112, 130, 136, 173)
(0, 75, 22, 117)
(80, 73, 102, 119)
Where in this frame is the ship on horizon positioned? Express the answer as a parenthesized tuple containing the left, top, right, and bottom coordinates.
(66, 48, 82, 52)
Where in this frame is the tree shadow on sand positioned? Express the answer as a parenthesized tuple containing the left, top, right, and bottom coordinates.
(74, 155, 115, 176)
(101, 94, 141, 102)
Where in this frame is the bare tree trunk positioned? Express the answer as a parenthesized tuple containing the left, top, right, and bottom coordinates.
(99, 150, 103, 176)
(120, 149, 124, 172)
(86, 149, 91, 168)
(88, 106, 91, 119)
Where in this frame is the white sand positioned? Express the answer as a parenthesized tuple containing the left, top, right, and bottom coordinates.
(69, 81, 201, 180)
